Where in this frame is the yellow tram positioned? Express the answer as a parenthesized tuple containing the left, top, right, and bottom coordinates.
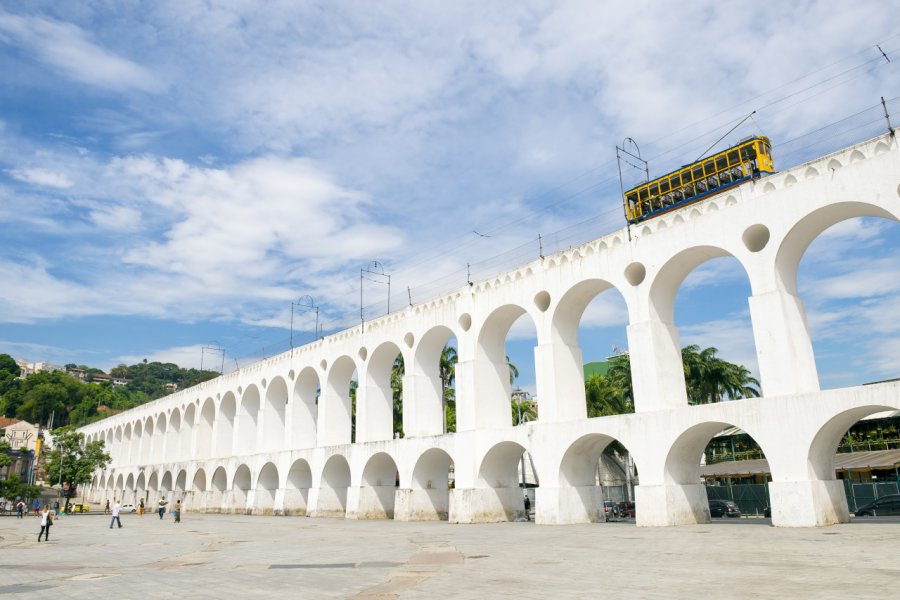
(625, 136, 774, 224)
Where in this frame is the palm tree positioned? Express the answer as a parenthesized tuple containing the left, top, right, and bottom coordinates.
(440, 345, 457, 433)
(390, 354, 404, 438)
(506, 355, 518, 385)
(682, 345, 760, 404)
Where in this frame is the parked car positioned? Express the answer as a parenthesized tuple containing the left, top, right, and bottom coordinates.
(603, 501, 620, 521)
(119, 503, 137, 513)
(854, 494, 900, 517)
(708, 499, 741, 518)
(71, 503, 90, 513)
(618, 501, 636, 518)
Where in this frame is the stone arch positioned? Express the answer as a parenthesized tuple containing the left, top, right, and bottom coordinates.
(217, 392, 236, 457)
(125, 473, 135, 503)
(360, 341, 402, 443)
(232, 464, 252, 513)
(161, 471, 173, 501)
(285, 459, 312, 516)
(132, 420, 143, 465)
(262, 377, 288, 452)
(356, 452, 399, 519)
(664, 420, 770, 524)
(123, 423, 133, 465)
(142, 417, 155, 464)
(473, 304, 537, 430)
(849, 149, 865, 163)
(404, 448, 453, 521)
(136, 471, 147, 503)
(321, 355, 357, 446)
(148, 471, 159, 499)
(316, 454, 351, 517)
(237, 385, 260, 455)
(115, 473, 125, 499)
(192, 468, 207, 492)
(198, 398, 215, 458)
(467, 441, 533, 522)
(210, 466, 228, 511)
(775, 202, 900, 296)
(291, 367, 319, 449)
(255, 462, 280, 514)
(189, 468, 207, 511)
(807, 405, 899, 481)
(175, 469, 186, 494)
(550, 279, 630, 421)
(805, 166, 819, 179)
(181, 403, 196, 462)
(166, 408, 181, 462)
(412, 325, 458, 437)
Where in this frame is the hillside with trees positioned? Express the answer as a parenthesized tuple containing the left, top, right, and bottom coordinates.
(0, 355, 219, 428)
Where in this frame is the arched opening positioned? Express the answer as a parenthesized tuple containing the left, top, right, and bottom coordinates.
(666, 421, 772, 523)
(210, 466, 228, 512)
(291, 367, 319, 449)
(237, 387, 260, 455)
(472, 305, 537, 431)
(360, 342, 402, 443)
(148, 471, 159, 502)
(650, 246, 759, 408)
(135, 472, 146, 504)
(115, 474, 124, 501)
(553, 280, 632, 421)
(190, 468, 207, 511)
(132, 421, 143, 465)
(180, 403, 196, 464)
(356, 452, 399, 519)
(155, 414, 168, 462)
(806, 404, 900, 520)
(789, 208, 900, 390)
(558, 433, 638, 523)
(114, 427, 123, 462)
(232, 464, 252, 513)
(167, 408, 182, 462)
(285, 459, 312, 516)
(198, 398, 215, 458)
(321, 356, 356, 446)
(141, 418, 154, 464)
(217, 392, 236, 457)
(262, 378, 288, 452)
(256, 462, 280, 514)
(123, 424, 133, 465)
(402, 448, 453, 521)
(175, 469, 187, 501)
(467, 441, 538, 522)
(411, 326, 458, 436)
(316, 454, 351, 517)
(125, 473, 135, 504)
(161, 471, 173, 503)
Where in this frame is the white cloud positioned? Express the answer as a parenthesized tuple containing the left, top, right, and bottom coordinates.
(0, 10, 162, 92)
(7, 167, 74, 189)
(114, 344, 235, 373)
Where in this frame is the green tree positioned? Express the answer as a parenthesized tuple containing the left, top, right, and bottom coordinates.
(440, 345, 457, 433)
(506, 355, 519, 385)
(585, 373, 633, 417)
(0, 353, 21, 397)
(43, 427, 111, 512)
(390, 354, 404, 438)
(681, 345, 760, 404)
(6, 370, 84, 426)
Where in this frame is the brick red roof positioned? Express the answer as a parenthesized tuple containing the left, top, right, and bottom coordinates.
(0, 417, 20, 429)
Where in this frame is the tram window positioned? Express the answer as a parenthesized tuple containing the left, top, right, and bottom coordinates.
(727, 150, 739, 165)
(659, 180, 669, 193)
(692, 166, 703, 180)
(650, 183, 659, 196)
(639, 188, 649, 201)
(670, 175, 680, 188)
(715, 156, 728, 171)
(627, 193, 638, 208)
(702, 161, 714, 176)
(680, 171, 690, 184)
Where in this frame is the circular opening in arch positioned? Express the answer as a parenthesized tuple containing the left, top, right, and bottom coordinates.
(320, 359, 327, 371)
(742, 224, 770, 253)
(288, 369, 295, 380)
(534, 291, 551, 312)
(237, 386, 243, 396)
(404, 332, 414, 348)
(624, 262, 646, 286)
(358, 347, 368, 361)
(261, 378, 267, 388)
(458, 313, 472, 331)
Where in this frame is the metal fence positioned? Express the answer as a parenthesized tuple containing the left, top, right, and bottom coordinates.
(705, 479, 900, 515)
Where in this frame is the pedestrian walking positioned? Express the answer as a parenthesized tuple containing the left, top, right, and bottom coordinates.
(53, 500, 60, 516)
(33, 498, 40, 516)
(105, 499, 110, 515)
(109, 499, 123, 529)
(38, 506, 52, 542)
(16, 500, 25, 519)
(138, 498, 144, 517)
(524, 492, 531, 521)
(173, 500, 181, 524)
(157, 498, 167, 519)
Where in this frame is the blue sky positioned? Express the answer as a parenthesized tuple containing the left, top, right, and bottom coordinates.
(1, 2, 899, 396)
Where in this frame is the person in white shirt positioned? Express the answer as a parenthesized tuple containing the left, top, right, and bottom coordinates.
(109, 499, 123, 529)
(38, 506, 52, 542)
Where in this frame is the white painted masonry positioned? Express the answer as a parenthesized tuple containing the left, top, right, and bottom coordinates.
(80, 133, 900, 527)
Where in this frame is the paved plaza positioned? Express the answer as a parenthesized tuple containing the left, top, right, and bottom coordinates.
(1, 512, 898, 599)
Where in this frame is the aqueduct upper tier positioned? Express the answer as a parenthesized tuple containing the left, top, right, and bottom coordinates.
(81, 133, 900, 527)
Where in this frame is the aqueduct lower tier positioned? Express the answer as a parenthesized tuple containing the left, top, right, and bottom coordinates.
(81, 133, 900, 527)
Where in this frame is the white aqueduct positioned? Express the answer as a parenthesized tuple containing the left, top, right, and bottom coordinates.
(81, 133, 900, 527)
